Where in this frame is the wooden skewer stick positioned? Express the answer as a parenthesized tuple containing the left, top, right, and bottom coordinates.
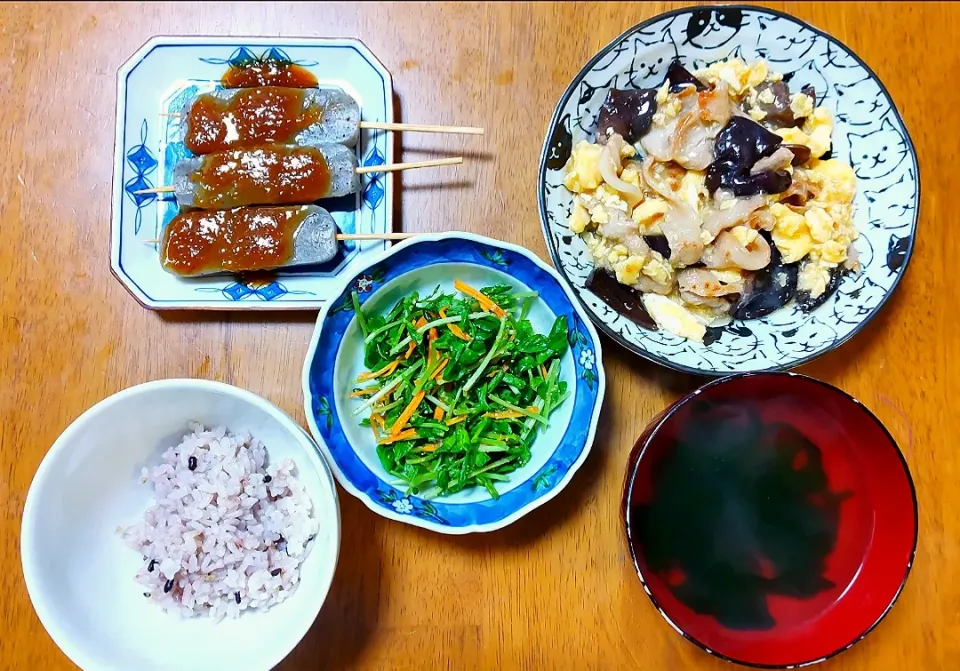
(158, 112, 483, 135)
(354, 156, 461, 174)
(133, 157, 462, 195)
(142, 232, 416, 245)
(359, 122, 484, 135)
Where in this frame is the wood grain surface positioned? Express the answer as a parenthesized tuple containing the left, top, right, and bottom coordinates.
(1, 2, 957, 669)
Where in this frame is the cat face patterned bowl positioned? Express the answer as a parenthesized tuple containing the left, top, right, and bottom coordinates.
(622, 373, 917, 667)
(538, 6, 918, 375)
(301, 232, 605, 534)
(112, 37, 393, 310)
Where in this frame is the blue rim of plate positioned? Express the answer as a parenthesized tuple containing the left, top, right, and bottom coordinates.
(536, 5, 920, 376)
(300, 232, 606, 534)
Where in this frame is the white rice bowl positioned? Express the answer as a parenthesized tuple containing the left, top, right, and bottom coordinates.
(21, 379, 340, 671)
(119, 424, 318, 619)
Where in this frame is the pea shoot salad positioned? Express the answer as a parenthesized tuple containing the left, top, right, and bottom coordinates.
(350, 280, 570, 500)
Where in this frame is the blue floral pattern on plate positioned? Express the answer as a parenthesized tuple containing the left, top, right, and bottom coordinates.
(111, 37, 394, 310)
(537, 7, 919, 375)
(301, 233, 606, 534)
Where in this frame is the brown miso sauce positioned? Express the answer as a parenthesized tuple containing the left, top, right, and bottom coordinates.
(160, 206, 311, 276)
(221, 61, 319, 88)
(190, 146, 332, 209)
(184, 87, 321, 155)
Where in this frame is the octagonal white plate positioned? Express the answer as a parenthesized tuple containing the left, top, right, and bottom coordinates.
(112, 36, 394, 310)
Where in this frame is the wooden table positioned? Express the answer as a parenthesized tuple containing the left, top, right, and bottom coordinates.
(1, 2, 957, 669)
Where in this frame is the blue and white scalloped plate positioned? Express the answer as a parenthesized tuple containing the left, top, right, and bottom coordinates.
(112, 36, 394, 310)
(301, 233, 605, 534)
(538, 6, 919, 374)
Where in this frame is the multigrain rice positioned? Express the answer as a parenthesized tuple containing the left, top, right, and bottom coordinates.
(118, 423, 317, 619)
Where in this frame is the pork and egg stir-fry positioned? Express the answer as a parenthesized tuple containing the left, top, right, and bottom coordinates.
(563, 58, 858, 342)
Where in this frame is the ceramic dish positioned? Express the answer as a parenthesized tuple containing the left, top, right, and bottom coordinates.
(112, 36, 394, 310)
(538, 6, 918, 375)
(301, 232, 605, 534)
(622, 372, 917, 667)
(21, 379, 340, 671)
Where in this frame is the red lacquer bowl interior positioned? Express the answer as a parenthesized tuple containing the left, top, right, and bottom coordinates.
(622, 373, 917, 668)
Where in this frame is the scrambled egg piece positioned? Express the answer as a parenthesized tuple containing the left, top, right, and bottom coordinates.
(569, 200, 590, 234)
(809, 160, 856, 203)
(696, 58, 770, 97)
(730, 225, 759, 247)
(757, 87, 776, 105)
(642, 294, 707, 342)
(642, 252, 674, 286)
(569, 185, 635, 231)
(593, 186, 631, 219)
(614, 255, 646, 286)
(621, 167, 641, 191)
(775, 107, 833, 158)
(653, 82, 682, 125)
(798, 262, 831, 297)
(632, 198, 670, 228)
(678, 170, 708, 211)
(790, 92, 814, 120)
(770, 203, 813, 264)
(805, 207, 834, 244)
(770, 197, 859, 297)
(563, 141, 604, 192)
(584, 231, 674, 291)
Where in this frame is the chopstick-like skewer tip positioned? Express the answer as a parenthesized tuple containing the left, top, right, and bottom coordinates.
(134, 157, 463, 194)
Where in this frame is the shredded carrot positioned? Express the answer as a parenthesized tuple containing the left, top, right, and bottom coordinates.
(378, 428, 418, 445)
(483, 410, 524, 420)
(418, 443, 439, 453)
(349, 387, 379, 398)
(430, 359, 449, 381)
(403, 339, 417, 360)
(454, 280, 506, 318)
(427, 328, 438, 365)
(526, 406, 540, 414)
(371, 413, 384, 431)
(439, 307, 471, 341)
(540, 364, 548, 379)
(370, 419, 380, 442)
(415, 315, 428, 329)
(449, 324, 471, 341)
(433, 404, 445, 421)
(357, 360, 399, 382)
(390, 391, 426, 435)
(445, 415, 468, 427)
